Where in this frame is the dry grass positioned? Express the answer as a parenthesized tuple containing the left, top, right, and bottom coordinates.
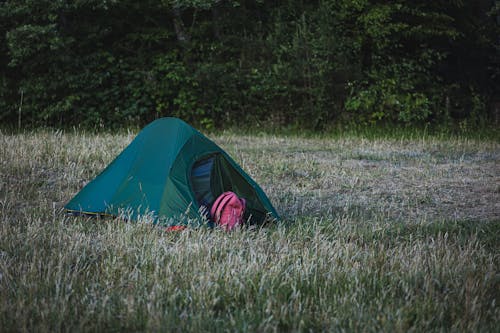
(0, 129, 499, 332)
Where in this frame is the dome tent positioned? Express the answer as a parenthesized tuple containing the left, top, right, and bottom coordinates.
(65, 117, 278, 226)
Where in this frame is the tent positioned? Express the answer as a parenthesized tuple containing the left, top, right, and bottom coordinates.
(65, 117, 278, 226)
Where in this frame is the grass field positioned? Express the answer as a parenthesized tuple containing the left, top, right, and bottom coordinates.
(0, 129, 499, 332)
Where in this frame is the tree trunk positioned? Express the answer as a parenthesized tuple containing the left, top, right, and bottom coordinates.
(173, 7, 190, 44)
(212, 5, 222, 40)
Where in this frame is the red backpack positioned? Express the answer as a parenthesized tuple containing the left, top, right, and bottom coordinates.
(210, 191, 246, 231)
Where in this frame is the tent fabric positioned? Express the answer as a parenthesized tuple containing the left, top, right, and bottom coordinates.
(65, 117, 278, 226)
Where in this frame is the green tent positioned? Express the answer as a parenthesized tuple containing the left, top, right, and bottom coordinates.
(65, 117, 278, 226)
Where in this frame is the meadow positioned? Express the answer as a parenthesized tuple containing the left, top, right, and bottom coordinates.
(0, 129, 498, 332)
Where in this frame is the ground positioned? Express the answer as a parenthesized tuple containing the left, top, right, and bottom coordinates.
(0, 130, 498, 332)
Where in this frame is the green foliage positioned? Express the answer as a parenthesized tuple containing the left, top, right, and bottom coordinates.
(343, 2, 460, 124)
(0, 0, 498, 129)
(346, 79, 432, 124)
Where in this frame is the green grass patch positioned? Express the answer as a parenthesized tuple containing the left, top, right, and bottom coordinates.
(0, 130, 498, 332)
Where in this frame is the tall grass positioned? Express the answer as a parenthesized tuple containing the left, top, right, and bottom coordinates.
(0, 130, 498, 332)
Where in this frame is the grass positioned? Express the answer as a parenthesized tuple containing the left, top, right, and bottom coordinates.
(0, 129, 499, 332)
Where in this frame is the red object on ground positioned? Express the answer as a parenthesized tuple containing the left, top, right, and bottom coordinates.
(165, 225, 187, 232)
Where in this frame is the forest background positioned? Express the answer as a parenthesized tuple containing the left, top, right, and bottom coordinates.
(1, 0, 499, 131)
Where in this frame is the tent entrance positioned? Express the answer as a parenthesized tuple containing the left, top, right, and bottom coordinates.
(190, 154, 268, 224)
(191, 156, 216, 207)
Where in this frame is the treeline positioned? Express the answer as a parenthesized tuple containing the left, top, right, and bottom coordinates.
(0, 1, 499, 129)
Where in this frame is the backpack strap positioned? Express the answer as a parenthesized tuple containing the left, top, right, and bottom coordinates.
(214, 194, 233, 222)
(210, 192, 226, 218)
(211, 192, 234, 222)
